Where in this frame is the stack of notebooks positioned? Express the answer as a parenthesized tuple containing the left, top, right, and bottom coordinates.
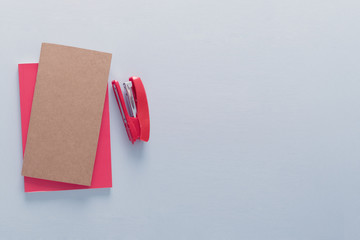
(19, 43, 113, 192)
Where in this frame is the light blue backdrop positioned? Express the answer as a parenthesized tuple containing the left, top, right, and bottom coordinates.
(0, 0, 358, 239)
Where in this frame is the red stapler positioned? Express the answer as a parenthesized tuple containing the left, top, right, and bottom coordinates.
(112, 77, 150, 144)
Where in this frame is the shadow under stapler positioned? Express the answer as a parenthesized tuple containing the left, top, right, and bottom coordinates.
(125, 140, 146, 162)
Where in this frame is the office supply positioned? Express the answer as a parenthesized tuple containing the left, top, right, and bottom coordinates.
(19, 63, 112, 192)
(22, 43, 112, 186)
(112, 77, 150, 143)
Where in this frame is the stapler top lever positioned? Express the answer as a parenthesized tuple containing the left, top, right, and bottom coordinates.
(112, 77, 150, 144)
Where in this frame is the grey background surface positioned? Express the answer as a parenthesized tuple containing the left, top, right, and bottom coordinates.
(0, 0, 358, 239)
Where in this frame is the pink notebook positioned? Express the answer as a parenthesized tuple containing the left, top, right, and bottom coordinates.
(19, 63, 112, 192)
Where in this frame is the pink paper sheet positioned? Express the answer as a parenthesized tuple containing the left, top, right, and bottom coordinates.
(19, 63, 112, 192)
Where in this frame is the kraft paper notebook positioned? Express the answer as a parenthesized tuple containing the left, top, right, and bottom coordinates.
(22, 43, 112, 186)
(19, 63, 112, 192)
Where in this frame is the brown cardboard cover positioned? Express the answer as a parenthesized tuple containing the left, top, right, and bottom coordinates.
(22, 43, 112, 186)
